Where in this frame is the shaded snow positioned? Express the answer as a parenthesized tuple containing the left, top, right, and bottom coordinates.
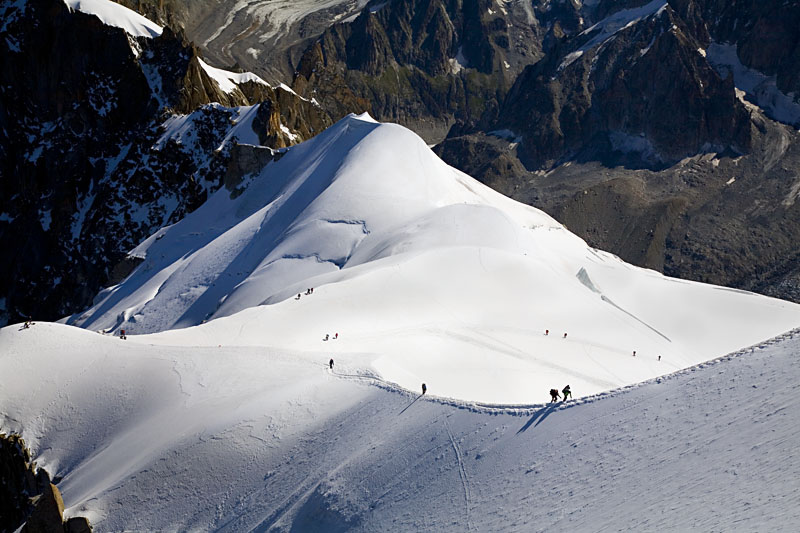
(488, 128, 522, 143)
(609, 130, 662, 162)
(39, 209, 51, 231)
(139, 51, 166, 109)
(154, 104, 263, 153)
(450, 45, 469, 74)
(707, 42, 800, 128)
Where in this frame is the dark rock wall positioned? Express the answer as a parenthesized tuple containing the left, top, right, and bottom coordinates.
(0, 0, 325, 325)
(291, 0, 542, 142)
(501, 4, 751, 170)
(695, 0, 800, 97)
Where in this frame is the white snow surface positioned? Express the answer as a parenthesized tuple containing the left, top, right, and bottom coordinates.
(64, 113, 800, 405)
(197, 58, 270, 94)
(2, 322, 800, 531)
(62, 0, 162, 38)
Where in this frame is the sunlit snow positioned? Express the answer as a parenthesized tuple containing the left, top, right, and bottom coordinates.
(62, 0, 162, 38)
(4, 113, 800, 531)
(64, 114, 800, 404)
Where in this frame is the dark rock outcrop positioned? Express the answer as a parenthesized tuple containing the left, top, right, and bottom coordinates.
(1, 434, 49, 531)
(0, 433, 92, 533)
(23, 483, 66, 533)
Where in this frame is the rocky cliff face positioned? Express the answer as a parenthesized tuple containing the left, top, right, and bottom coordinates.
(434, 0, 800, 302)
(498, 1, 751, 170)
(0, 0, 328, 325)
(290, 0, 543, 142)
(697, 0, 800, 98)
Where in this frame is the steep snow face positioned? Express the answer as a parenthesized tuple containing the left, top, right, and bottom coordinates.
(2, 322, 799, 531)
(63, 0, 163, 38)
(155, 103, 264, 151)
(65, 113, 800, 403)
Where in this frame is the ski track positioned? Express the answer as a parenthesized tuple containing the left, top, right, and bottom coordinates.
(445, 417, 473, 531)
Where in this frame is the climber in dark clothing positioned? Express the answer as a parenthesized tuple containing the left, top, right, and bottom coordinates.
(549, 388, 561, 402)
(422, 383, 427, 395)
(562, 385, 572, 401)
(329, 358, 334, 370)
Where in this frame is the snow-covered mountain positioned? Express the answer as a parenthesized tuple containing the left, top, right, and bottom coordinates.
(3, 3, 800, 528)
(65, 113, 800, 403)
(2, 308, 799, 530)
(4, 112, 800, 531)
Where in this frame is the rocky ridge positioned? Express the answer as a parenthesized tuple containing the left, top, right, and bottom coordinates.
(0, 0, 329, 325)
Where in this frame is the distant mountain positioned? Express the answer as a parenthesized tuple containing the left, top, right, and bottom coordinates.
(0, 0, 330, 326)
(289, 0, 544, 142)
(433, 0, 800, 301)
(3, 0, 800, 325)
(114, 0, 371, 82)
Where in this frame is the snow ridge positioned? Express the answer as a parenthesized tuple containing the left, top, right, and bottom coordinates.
(65, 113, 800, 404)
(63, 0, 162, 38)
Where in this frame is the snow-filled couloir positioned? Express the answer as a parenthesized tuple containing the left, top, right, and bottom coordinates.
(65, 113, 800, 403)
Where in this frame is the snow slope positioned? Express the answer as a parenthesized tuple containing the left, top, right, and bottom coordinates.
(2, 322, 799, 531)
(64, 113, 800, 403)
(63, 0, 163, 38)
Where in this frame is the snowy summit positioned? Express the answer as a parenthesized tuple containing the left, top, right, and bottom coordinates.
(3, 113, 800, 531)
(64, 113, 800, 404)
